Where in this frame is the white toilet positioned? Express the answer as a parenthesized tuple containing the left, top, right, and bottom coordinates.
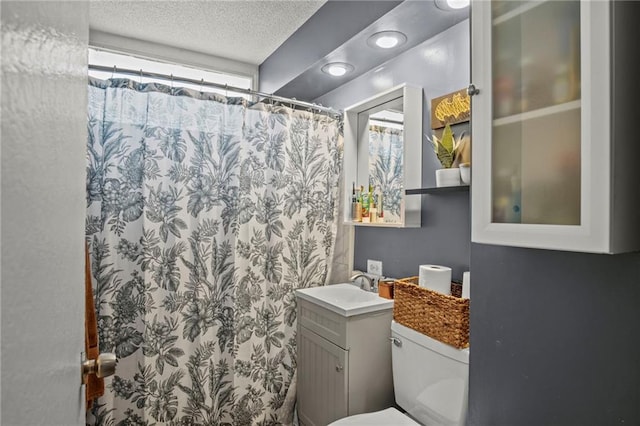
(329, 320, 470, 426)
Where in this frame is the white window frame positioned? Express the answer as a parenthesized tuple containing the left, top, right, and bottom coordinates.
(89, 31, 258, 97)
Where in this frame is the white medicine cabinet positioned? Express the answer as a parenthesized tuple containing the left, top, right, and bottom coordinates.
(471, 0, 640, 253)
(343, 84, 423, 228)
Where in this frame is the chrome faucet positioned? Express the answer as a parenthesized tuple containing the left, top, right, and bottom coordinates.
(350, 273, 376, 292)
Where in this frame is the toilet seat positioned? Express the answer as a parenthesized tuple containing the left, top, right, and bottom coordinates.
(328, 407, 420, 425)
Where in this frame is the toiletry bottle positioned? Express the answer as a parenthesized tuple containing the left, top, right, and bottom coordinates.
(355, 187, 362, 222)
(377, 188, 384, 221)
(369, 185, 377, 223)
(351, 182, 357, 221)
(361, 186, 370, 223)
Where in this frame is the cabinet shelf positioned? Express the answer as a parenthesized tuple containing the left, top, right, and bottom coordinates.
(406, 185, 469, 195)
(492, 1, 545, 26)
(347, 221, 405, 227)
(493, 100, 581, 127)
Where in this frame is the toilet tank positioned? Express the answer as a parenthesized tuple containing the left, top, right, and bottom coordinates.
(391, 321, 469, 426)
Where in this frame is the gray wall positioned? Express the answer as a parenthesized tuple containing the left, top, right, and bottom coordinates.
(315, 20, 471, 281)
(469, 244, 640, 425)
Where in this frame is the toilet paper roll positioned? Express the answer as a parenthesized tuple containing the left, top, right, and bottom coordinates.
(462, 271, 470, 299)
(419, 265, 452, 295)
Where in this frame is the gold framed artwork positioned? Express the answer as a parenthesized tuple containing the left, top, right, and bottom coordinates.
(430, 89, 471, 129)
(429, 89, 471, 167)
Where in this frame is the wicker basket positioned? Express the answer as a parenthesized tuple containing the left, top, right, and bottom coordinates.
(393, 277, 469, 349)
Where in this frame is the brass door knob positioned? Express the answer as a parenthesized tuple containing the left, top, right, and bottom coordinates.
(82, 353, 116, 382)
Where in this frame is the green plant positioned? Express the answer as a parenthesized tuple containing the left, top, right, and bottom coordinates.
(426, 124, 465, 168)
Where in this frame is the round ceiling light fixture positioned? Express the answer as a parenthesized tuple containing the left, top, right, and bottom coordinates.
(367, 31, 407, 50)
(321, 62, 354, 77)
(435, 0, 470, 10)
(447, 0, 470, 9)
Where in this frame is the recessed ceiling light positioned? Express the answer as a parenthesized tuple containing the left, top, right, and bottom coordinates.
(367, 31, 407, 50)
(447, 0, 470, 9)
(435, 0, 470, 10)
(376, 36, 399, 49)
(321, 62, 354, 77)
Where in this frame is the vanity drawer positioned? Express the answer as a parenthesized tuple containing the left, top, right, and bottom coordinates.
(298, 298, 348, 349)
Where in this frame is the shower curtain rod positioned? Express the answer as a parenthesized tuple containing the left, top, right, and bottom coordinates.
(370, 117, 404, 126)
(88, 64, 342, 118)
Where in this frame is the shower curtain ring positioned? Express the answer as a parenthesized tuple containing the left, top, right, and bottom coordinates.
(170, 74, 174, 89)
(225, 84, 228, 97)
(111, 65, 116, 79)
(139, 69, 143, 83)
(200, 78, 204, 93)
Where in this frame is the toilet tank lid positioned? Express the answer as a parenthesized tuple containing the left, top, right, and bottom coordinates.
(391, 320, 469, 364)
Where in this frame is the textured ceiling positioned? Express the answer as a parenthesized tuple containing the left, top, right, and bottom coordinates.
(89, 0, 326, 65)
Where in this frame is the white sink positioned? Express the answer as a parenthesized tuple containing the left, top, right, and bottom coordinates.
(295, 283, 393, 317)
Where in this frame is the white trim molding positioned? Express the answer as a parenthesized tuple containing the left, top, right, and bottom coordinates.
(89, 30, 259, 89)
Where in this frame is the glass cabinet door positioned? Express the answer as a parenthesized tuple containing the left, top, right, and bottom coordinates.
(490, 0, 581, 225)
(473, 0, 640, 253)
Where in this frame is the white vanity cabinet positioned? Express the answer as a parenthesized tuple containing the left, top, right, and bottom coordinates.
(296, 298, 394, 426)
(471, 0, 640, 253)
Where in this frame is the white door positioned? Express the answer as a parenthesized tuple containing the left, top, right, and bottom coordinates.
(1, 1, 89, 424)
(298, 326, 349, 426)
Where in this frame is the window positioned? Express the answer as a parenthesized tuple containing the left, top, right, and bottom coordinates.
(88, 48, 253, 98)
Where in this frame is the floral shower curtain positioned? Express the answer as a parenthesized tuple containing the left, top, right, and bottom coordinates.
(86, 78, 342, 425)
(368, 125, 403, 223)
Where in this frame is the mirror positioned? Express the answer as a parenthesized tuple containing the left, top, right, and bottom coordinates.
(361, 100, 404, 224)
(343, 84, 422, 227)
